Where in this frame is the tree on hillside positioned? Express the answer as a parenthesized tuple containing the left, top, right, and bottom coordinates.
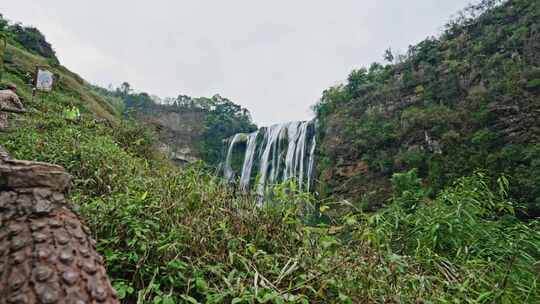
(119, 82, 131, 97)
(199, 94, 257, 165)
(8, 23, 59, 64)
(384, 48, 394, 63)
(0, 14, 7, 32)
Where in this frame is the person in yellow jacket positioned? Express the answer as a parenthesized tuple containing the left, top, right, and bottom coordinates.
(64, 101, 81, 121)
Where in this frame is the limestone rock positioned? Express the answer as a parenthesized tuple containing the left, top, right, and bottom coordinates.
(140, 110, 204, 164)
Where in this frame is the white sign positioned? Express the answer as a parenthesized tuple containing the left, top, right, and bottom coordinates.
(36, 69, 54, 91)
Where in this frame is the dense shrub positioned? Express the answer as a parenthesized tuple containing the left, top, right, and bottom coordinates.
(8, 23, 59, 63)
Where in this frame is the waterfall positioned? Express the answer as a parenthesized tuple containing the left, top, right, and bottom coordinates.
(257, 123, 286, 196)
(222, 120, 317, 196)
(239, 131, 259, 191)
(223, 133, 243, 181)
(307, 134, 316, 192)
(296, 122, 308, 191)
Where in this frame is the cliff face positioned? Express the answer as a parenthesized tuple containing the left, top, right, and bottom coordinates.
(315, 0, 540, 215)
(138, 109, 205, 164)
(124, 94, 257, 166)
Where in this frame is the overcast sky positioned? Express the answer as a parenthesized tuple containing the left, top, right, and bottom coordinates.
(2, 0, 472, 126)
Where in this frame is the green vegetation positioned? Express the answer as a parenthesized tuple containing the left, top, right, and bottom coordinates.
(314, 0, 540, 217)
(197, 95, 257, 165)
(1, 3, 539, 303)
(4, 99, 539, 302)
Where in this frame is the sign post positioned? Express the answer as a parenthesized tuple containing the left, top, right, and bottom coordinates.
(32, 66, 54, 103)
(35, 67, 54, 91)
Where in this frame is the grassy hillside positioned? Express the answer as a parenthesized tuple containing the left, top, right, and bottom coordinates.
(314, 0, 540, 217)
(0, 18, 120, 122)
(0, 15, 255, 166)
(1, 7, 539, 304)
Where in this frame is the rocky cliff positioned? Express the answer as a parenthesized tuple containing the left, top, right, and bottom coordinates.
(314, 0, 540, 216)
(138, 109, 205, 164)
(123, 94, 257, 166)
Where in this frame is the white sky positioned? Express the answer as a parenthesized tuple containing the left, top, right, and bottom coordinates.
(1, 0, 472, 126)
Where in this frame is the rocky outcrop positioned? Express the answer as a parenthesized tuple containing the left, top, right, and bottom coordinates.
(0, 148, 119, 303)
(139, 109, 205, 164)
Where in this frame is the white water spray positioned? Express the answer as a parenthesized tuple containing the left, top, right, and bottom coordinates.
(223, 133, 243, 181)
(223, 120, 317, 196)
(239, 131, 259, 191)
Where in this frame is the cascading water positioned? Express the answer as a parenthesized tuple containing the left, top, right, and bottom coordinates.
(223, 133, 243, 180)
(307, 134, 316, 192)
(239, 131, 259, 191)
(222, 120, 317, 196)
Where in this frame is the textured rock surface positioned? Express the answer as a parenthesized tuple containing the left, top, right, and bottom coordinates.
(139, 109, 205, 164)
(0, 148, 119, 304)
(0, 159, 71, 192)
(0, 89, 25, 130)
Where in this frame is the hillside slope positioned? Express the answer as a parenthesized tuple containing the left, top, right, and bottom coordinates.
(0, 23, 120, 123)
(0, 14, 256, 167)
(315, 0, 540, 216)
